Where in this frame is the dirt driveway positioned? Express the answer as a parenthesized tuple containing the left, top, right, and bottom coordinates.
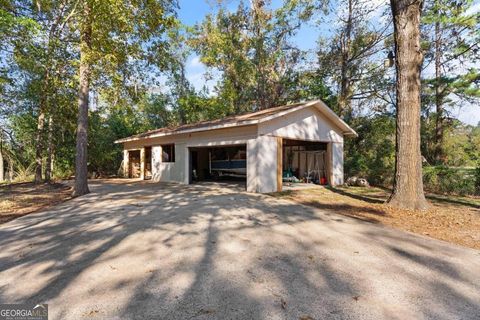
(0, 180, 479, 319)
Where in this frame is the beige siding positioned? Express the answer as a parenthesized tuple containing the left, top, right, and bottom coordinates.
(331, 142, 344, 185)
(247, 135, 279, 193)
(258, 106, 344, 143)
(124, 125, 257, 184)
(121, 107, 347, 192)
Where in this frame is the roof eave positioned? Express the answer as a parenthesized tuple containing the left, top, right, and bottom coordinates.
(114, 119, 259, 144)
(114, 99, 358, 143)
(313, 100, 358, 138)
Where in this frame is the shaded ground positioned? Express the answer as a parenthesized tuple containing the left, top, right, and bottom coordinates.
(0, 182, 72, 224)
(0, 180, 479, 319)
(274, 186, 480, 249)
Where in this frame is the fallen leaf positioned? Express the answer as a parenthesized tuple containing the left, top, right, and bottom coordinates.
(197, 308, 216, 315)
(83, 309, 100, 317)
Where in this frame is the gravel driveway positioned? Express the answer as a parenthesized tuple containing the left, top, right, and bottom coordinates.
(0, 180, 479, 319)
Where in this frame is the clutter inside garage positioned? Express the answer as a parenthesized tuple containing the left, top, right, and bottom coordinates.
(282, 139, 328, 185)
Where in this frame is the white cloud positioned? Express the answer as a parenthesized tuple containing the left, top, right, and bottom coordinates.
(188, 55, 204, 68)
(465, 2, 480, 16)
(451, 103, 480, 126)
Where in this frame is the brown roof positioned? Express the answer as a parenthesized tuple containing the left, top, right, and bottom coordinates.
(115, 100, 356, 143)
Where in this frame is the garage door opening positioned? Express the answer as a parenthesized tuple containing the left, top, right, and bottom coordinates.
(189, 145, 247, 189)
(282, 139, 329, 188)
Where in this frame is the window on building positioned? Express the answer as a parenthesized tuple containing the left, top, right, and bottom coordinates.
(161, 144, 175, 162)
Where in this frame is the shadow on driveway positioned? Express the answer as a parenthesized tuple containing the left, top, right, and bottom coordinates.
(0, 180, 478, 319)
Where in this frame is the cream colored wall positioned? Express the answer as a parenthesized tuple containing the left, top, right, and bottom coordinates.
(247, 135, 278, 193)
(331, 142, 344, 185)
(123, 125, 257, 185)
(150, 145, 183, 182)
(257, 106, 345, 187)
(258, 106, 344, 143)
(121, 108, 347, 191)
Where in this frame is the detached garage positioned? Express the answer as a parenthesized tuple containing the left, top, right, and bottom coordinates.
(115, 100, 357, 193)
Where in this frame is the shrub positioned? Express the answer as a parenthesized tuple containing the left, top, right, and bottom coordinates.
(423, 166, 476, 196)
(344, 115, 396, 187)
(475, 163, 480, 196)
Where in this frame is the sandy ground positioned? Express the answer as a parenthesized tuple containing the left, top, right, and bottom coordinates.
(0, 180, 479, 319)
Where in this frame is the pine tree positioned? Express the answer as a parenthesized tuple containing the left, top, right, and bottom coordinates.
(387, 0, 429, 210)
(422, 0, 480, 164)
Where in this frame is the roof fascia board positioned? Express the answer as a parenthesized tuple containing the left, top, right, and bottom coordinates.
(114, 120, 259, 144)
(256, 100, 318, 124)
(315, 100, 358, 137)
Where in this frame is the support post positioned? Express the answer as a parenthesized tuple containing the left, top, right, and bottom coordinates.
(140, 147, 145, 180)
(123, 150, 129, 178)
(277, 137, 282, 192)
(326, 143, 333, 185)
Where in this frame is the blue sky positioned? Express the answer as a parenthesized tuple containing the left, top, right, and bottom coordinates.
(177, 0, 480, 126)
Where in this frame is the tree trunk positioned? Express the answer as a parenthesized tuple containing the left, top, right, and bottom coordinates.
(338, 0, 353, 119)
(73, 0, 92, 197)
(178, 65, 187, 125)
(34, 103, 45, 183)
(45, 114, 54, 182)
(0, 143, 4, 182)
(387, 0, 429, 210)
(8, 159, 13, 182)
(434, 15, 444, 164)
(252, 0, 268, 110)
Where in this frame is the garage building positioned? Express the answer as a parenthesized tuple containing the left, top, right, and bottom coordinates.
(115, 100, 357, 193)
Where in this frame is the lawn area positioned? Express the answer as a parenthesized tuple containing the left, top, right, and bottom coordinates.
(0, 182, 72, 224)
(273, 186, 480, 250)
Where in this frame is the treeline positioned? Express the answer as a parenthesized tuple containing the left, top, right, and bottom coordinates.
(0, 1, 479, 202)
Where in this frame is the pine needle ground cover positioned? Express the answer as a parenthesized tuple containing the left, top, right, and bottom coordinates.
(0, 182, 72, 224)
(273, 186, 480, 250)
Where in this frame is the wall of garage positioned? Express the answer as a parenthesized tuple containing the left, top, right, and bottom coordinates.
(123, 125, 257, 184)
(331, 142, 344, 185)
(258, 106, 344, 143)
(121, 105, 347, 191)
(258, 106, 345, 186)
(246, 135, 280, 193)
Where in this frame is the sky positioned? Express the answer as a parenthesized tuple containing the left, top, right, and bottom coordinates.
(177, 0, 480, 126)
